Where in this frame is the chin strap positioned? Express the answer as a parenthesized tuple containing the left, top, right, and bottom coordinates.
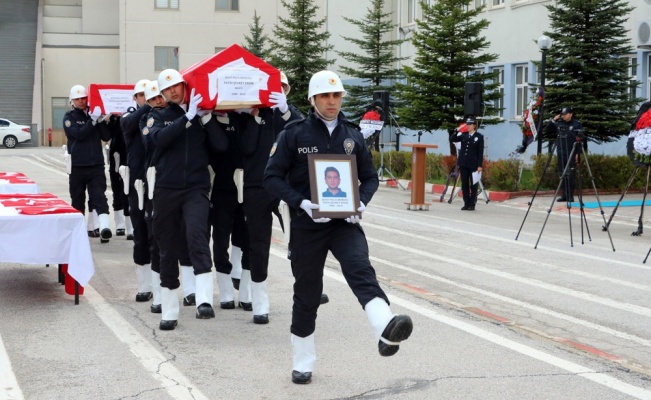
(313, 106, 336, 122)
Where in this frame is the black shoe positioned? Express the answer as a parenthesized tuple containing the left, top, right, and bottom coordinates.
(292, 370, 312, 384)
(94, 228, 100, 236)
(378, 315, 413, 357)
(183, 294, 196, 306)
(253, 314, 269, 324)
(232, 277, 240, 290)
(135, 292, 152, 302)
(87, 230, 99, 238)
(150, 304, 162, 314)
(320, 293, 329, 304)
(220, 301, 235, 309)
(116, 229, 125, 236)
(556, 196, 567, 202)
(159, 320, 177, 330)
(461, 205, 469, 210)
(238, 301, 252, 311)
(100, 228, 112, 243)
(466, 205, 475, 211)
(196, 303, 215, 319)
(126, 234, 134, 240)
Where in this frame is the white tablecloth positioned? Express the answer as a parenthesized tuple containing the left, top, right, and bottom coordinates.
(0, 181, 40, 194)
(0, 213, 95, 286)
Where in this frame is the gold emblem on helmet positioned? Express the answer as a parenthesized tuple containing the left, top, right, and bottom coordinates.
(166, 75, 172, 81)
(328, 78, 337, 85)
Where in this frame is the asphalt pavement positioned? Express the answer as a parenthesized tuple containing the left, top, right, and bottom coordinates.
(2, 147, 651, 400)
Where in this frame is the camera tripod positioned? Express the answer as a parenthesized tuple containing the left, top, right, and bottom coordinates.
(515, 135, 615, 251)
(377, 112, 406, 190)
(439, 165, 489, 204)
(601, 165, 651, 236)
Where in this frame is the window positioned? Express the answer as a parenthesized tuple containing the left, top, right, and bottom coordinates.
(216, 0, 238, 11)
(52, 98, 69, 130)
(515, 64, 529, 117)
(155, 0, 179, 9)
(475, 0, 487, 8)
(155, 46, 179, 71)
(629, 56, 638, 103)
(492, 0, 505, 6)
(492, 67, 504, 118)
(407, 0, 416, 23)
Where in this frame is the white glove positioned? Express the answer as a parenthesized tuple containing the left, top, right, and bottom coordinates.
(279, 200, 291, 243)
(269, 91, 289, 114)
(113, 152, 120, 173)
(300, 199, 331, 223)
(118, 165, 129, 195)
(146, 166, 156, 199)
(90, 106, 102, 122)
(233, 168, 244, 204)
(103, 144, 109, 166)
(185, 88, 202, 121)
(345, 202, 366, 224)
(134, 179, 145, 210)
(61, 144, 67, 156)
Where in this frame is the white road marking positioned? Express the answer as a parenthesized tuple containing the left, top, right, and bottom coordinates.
(85, 286, 210, 400)
(270, 239, 651, 398)
(0, 334, 25, 400)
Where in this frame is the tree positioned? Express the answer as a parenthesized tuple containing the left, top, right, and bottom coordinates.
(271, 0, 333, 112)
(543, 0, 640, 144)
(396, 0, 499, 155)
(242, 10, 271, 60)
(336, 0, 407, 120)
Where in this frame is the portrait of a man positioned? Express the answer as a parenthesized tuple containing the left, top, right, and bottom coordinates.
(322, 166, 347, 198)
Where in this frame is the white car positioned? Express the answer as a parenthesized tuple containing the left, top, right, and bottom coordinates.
(0, 118, 31, 148)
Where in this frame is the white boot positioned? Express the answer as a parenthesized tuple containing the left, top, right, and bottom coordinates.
(291, 334, 316, 384)
(251, 281, 270, 324)
(114, 209, 126, 235)
(216, 272, 235, 308)
(195, 272, 215, 318)
(87, 209, 99, 236)
(159, 287, 179, 330)
(230, 245, 242, 290)
(238, 269, 252, 310)
(125, 215, 134, 238)
(98, 213, 112, 242)
(151, 271, 161, 313)
(181, 266, 196, 306)
(135, 264, 152, 302)
(365, 297, 413, 357)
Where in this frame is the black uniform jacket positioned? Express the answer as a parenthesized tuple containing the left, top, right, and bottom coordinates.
(544, 118, 584, 157)
(63, 107, 111, 167)
(121, 104, 152, 183)
(263, 109, 379, 228)
(239, 105, 303, 189)
(146, 103, 227, 190)
(451, 131, 484, 170)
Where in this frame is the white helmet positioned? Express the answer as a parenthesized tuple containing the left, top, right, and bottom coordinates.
(133, 79, 149, 96)
(157, 68, 185, 92)
(280, 71, 291, 95)
(307, 70, 346, 100)
(69, 84, 88, 100)
(144, 80, 162, 101)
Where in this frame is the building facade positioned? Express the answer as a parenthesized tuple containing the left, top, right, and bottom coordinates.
(38, 0, 651, 159)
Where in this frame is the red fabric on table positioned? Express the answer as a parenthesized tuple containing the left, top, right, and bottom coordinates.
(0, 172, 35, 184)
(0, 193, 80, 215)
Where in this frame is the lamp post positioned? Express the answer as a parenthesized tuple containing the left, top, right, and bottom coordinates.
(536, 35, 552, 155)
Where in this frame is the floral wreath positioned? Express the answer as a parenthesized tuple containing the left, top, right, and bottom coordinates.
(514, 89, 542, 154)
(631, 108, 651, 164)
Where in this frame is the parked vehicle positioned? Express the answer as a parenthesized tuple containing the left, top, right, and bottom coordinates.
(0, 118, 31, 148)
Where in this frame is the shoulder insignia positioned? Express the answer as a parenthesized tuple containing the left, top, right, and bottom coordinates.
(269, 142, 277, 157)
(146, 117, 154, 128)
(142, 127, 149, 136)
(64, 120, 71, 128)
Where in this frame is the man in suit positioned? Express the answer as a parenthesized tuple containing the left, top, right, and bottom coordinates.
(450, 117, 484, 211)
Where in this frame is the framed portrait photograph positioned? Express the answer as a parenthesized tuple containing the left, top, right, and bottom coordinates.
(307, 154, 361, 219)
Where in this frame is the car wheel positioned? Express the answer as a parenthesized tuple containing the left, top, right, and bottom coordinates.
(3, 135, 17, 148)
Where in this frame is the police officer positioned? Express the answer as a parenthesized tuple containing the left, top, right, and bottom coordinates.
(107, 113, 132, 239)
(147, 69, 225, 330)
(450, 117, 484, 211)
(64, 84, 113, 242)
(239, 71, 303, 324)
(121, 79, 153, 304)
(545, 107, 584, 202)
(264, 70, 413, 384)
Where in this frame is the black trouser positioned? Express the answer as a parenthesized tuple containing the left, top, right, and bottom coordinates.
(288, 221, 388, 338)
(459, 166, 478, 206)
(153, 187, 212, 289)
(210, 190, 249, 274)
(69, 165, 109, 215)
(242, 187, 278, 283)
(144, 196, 160, 273)
(108, 159, 128, 215)
(128, 188, 150, 266)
